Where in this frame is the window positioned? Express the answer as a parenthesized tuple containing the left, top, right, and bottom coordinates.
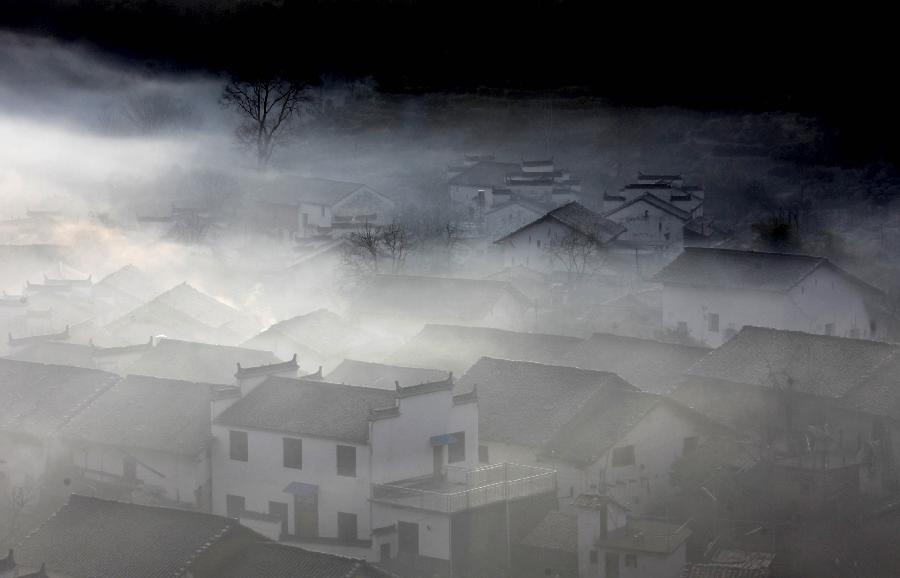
(708, 313, 719, 333)
(871, 320, 878, 335)
(225, 494, 244, 518)
(825, 323, 835, 336)
(320, 206, 326, 217)
(589, 549, 598, 564)
(683, 436, 699, 456)
(611, 445, 635, 467)
(625, 554, 638, 568)
(676, 321, 688, 334)
(478, 444, 489, 464)
(380, 543, 391, 560)
(447, 432, 466, 463)
(337, 512, 358, 541)
(536, 239, 541, 248)
(229, 430, 248, 462)
(337, 445, 356, 477)
(283, 437, 302, 469)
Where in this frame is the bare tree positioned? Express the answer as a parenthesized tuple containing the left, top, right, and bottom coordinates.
(380, 220, 413, 273)
(345, 220, 381, 272)
(221, 77, 306, 168)
(545, 227, 608, 283)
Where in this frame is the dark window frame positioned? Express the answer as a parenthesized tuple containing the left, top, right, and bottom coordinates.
(229, 430, 248, 462)
(283, 437, 302, 470)
(337, 445, 357, 477)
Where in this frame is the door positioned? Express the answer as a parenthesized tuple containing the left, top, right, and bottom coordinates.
(337, 512, 358, 541)
(605, 552, 620, 578)
(268, 501, 289, 537)
(433, 445, 444, 478)
(398, 521, 419, 556)
(294, 492, 318, 538)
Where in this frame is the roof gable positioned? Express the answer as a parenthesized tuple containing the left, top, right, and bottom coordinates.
(653, 248, 881, 294)
(603, 192, 691, 221)
(326, 359, 447, 389)
(495, 201, 626, 245)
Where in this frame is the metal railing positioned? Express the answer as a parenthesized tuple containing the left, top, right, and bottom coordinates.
(371, 463, 556, 513)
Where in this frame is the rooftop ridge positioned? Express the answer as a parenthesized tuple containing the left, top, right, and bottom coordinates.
(8, 325, 70, 347)
(235, 353, 299, 379)
(394, 373, 454, 398)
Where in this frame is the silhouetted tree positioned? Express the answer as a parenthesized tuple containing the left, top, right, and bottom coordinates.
(221, 76, 307, 168)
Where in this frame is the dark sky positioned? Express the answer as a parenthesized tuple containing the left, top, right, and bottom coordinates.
(2, 1, 896, 163)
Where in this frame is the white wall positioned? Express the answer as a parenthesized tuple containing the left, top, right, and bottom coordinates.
(211, 425, 372, 541)
(370, 389, 478, 484)
(592, 404, 711, 514)
(499, 220, 571, 272)
(662, 265, 881, 347)
(606, 201, 684, 248)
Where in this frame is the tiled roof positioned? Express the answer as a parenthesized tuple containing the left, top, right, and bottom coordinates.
(682, 564, 771, 578)
(448, 161, 520, 187)
(6, 342, 96, 368)
(841, 350, 900, 419)
(243, 309, 373, 362)
(351, 275, 531, 322)
(542, 389, 666, 464)
(14, 495, 244, 578)
(496, 201, 625, 245)
(563, 333, 709, 394)
(326, 359, 448, 389)
(125, 338, 281, 385)
(215, 377, 395, 443)
(653, 248, 881, 294)
(151, 282, 258, 335)
(59, 375, 229, 456)
(199, 541, 390, 578)
(456, 357, 635, 448)
(387, 324, 583, 375)
(95, 264, 163, 302)
(684, 326, 898, 399)
(0, 359, 118, 438)
(519, 511, 577, 553)
(599, 518, 691, 554)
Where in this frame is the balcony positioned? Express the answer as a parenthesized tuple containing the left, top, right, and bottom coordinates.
(371, 463, 556, 513)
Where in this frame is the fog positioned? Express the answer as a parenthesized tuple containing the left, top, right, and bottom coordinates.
(1, 23, 900, 578)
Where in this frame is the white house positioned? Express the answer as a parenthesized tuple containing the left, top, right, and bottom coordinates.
(494, 202, 626, 272)
(653, 247, 893, 347)
(210, 371, 555, 576)
(457, 357, 734, 514)
(246, 174, 396, 239)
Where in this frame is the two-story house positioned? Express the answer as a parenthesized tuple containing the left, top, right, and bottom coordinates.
(210, 370, 555, 576)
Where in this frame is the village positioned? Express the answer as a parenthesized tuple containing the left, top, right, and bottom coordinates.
(1, 149, 900, 578)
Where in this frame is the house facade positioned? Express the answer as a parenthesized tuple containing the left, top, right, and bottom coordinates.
(494, 202, 626, 273)
(654, 247, 892, 347)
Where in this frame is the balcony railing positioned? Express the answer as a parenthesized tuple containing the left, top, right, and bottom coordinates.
(371, 463, 556, 513)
